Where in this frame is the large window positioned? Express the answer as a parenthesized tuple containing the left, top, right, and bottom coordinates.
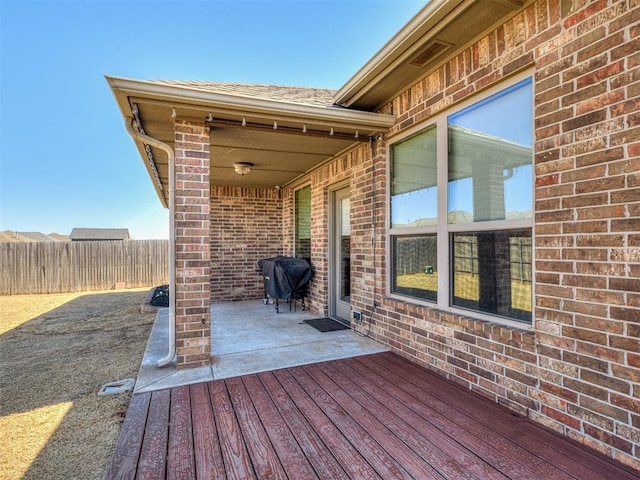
(389, 76, 533, 324)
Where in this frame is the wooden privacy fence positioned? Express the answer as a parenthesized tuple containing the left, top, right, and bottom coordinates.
(0, 240, 169, 295)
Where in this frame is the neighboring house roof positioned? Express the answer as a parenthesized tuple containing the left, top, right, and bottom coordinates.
(0, 230, 66, 242)
(70, 228, 130, 241)
(48, 233, 70, 242)
(19, 232, 58, 242)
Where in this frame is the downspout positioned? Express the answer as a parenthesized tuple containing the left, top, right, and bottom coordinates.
(124, 117, 176, 367)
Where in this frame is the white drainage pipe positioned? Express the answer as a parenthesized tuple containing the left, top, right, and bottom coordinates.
(124, 117, 176, 367)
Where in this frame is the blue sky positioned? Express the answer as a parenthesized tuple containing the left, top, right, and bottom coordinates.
(0, 0, 424, 239)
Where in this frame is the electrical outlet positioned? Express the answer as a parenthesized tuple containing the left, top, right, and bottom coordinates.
(353, 310, 363, 323)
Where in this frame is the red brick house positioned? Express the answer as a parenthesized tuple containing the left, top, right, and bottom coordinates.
(107, 0, 640, 469)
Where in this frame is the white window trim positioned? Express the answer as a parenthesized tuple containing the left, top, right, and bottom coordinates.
(386, 70, 535, 330)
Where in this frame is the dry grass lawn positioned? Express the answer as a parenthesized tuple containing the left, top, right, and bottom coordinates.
(0, 288, 156, 480)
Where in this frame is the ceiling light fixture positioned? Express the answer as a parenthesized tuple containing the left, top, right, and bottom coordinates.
(241, 116, 247, 127)
(171, 107, 177, 119)
(233, 162, 253, 176)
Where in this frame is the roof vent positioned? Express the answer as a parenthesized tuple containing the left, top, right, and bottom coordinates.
(409, 39, 453, 68)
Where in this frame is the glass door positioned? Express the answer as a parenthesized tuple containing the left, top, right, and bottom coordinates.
(330, 186, 351, 323)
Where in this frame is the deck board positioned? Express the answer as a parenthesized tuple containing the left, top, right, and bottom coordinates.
(190, 383, 226, 479)
(332, 358, 509, 480)
(136, 389, 170, 480)
(361, 354, 575, 480)
(291, 364, 413, 479)
(107, 391, 151, 480)
(208, 380, 257, 480)
(373, 352, 640, 480)
(302, 362, 445, 479)
(167, 385, 195, 480)
(225, 376, 289, 479)
(107, 353, 640, 480)
(240, 374, 321, 479)
(256, 371, 352, 480)
(271, 368, 383, 480)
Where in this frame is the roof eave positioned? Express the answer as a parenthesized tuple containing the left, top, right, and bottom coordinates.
(334, 0, 526, 110)
(106, 75, 396, 130)
(335, 0, 455, 105)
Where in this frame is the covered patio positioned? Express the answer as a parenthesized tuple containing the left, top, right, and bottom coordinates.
(133, 300, 388, 393)
(107, 351, 639, 479)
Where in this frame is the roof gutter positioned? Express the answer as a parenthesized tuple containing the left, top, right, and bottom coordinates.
(125, 117, 176, 368)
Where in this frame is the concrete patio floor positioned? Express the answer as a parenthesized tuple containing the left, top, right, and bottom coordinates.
(134, 300, 388, 393)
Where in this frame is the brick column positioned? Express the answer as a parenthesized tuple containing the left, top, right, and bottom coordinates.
(174, 120, 211, 369)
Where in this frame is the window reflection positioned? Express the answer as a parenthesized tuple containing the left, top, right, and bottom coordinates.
(295, 186, 311, 260)
(448, 78, 533, 224)
(451, 230, 531, 322)
(393, 235, 437, 302)
(391, 126, 437, 228)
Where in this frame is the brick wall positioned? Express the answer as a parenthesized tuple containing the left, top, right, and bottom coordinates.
(192, 0, 638, 465)
(210, 186, 283, 302)
(309, 150, 367, 315)
(360, 0, 639, 468)
(174, 120, 211, 369)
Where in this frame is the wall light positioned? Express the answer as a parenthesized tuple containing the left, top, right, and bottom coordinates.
(233, 162, 253, 175)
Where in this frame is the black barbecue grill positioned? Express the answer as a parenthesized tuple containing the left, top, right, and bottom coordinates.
(258, 256, 313, 313)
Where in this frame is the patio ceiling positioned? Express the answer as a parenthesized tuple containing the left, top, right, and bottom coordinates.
(107, 76, 396, 207)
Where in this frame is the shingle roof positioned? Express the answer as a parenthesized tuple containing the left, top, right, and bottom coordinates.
(70, 228, 130, 241)
(19, 232, 58, 242)
(149, 80, 338, 107)
(0, 231, 69, 242)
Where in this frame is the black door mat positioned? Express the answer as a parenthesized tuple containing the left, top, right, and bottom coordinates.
(303, 318, 350, 332)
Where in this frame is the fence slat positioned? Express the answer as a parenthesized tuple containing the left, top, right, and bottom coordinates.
(0, 240, 169, 295)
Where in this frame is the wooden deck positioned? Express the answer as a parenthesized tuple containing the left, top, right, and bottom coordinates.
(107, 352, 640, 479)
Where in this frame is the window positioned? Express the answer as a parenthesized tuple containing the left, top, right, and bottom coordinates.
(391, 126, 437, 228)
(451, 230, 532, 322)
(392, 234, 437, 301)
(391, 127, 438, 302)
(389, 76, 533, 324)
(295, 185, 311, 260)
(448, 80, 533, 223)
